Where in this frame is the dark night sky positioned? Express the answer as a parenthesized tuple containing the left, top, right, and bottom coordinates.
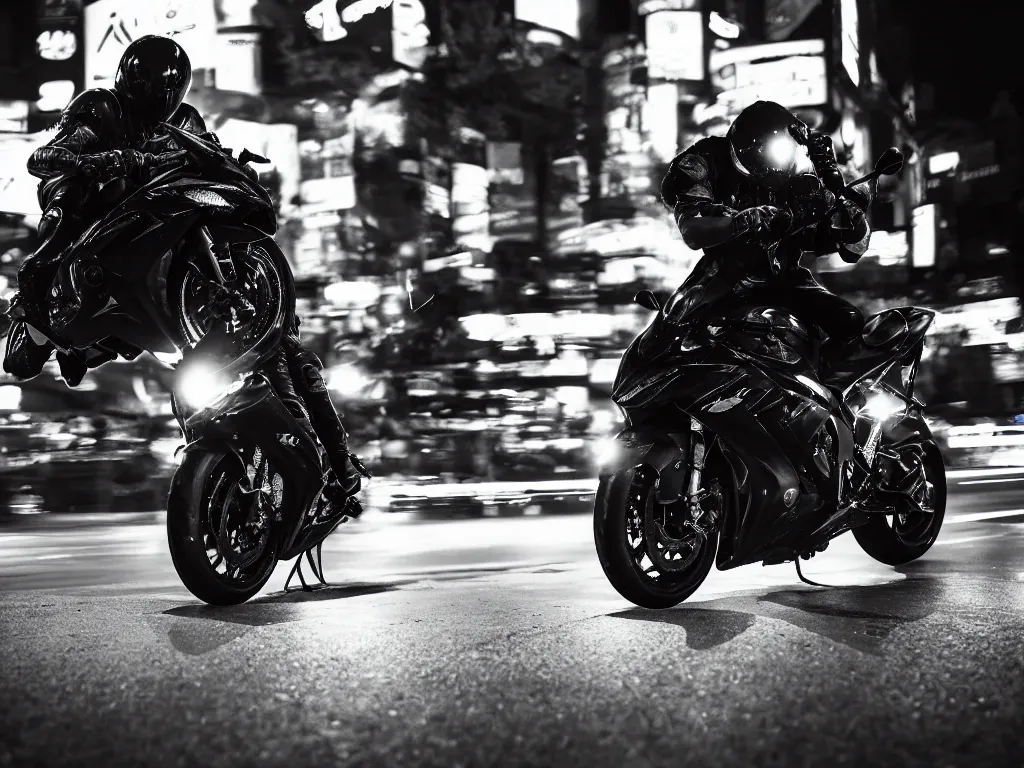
(901, 0, 1024, 119)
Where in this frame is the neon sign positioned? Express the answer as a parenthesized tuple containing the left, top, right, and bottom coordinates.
(305, 0, 393, 42)
(37, 29, 78, 60)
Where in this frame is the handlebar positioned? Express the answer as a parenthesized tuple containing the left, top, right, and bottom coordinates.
(147, 150, 190, 172)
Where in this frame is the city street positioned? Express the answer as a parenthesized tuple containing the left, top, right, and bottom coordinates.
(1, 469, 1023, 767)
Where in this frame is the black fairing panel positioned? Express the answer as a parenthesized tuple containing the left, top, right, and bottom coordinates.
(598, 424, 691, 493)
(183, 376, 323, 552)
(50, 209, 201, 351)
(824, 307, 934, 391)
(883, 409, 933, 448)
(690, 401, 832, 569)
(612, 303, 861, 568)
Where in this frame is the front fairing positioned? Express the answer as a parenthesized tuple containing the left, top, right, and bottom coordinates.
(181, 374, 325, 557)
(71, 129, 277, 258)
(611, 304, 819, 412)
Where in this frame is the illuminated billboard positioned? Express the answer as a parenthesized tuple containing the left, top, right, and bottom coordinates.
(911, 204, 937, 269)
(645, 11, 704, 81)
(304, 0, 432, 69)
(32, 0, 85, 128)
(709, 40, 828, 118)
(514, 0, 580, 39)
(840, 0, 860, 86)
(84, 0, 218, 88)
(636, 0, 698, 14)
(0, 133, 50, 215)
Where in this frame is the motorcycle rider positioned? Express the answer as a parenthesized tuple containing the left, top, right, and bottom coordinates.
(660, 100, 874, 361)
(4, 35, 363, 501)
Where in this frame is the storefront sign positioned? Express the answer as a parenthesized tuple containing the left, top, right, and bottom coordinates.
(710, 39, 828, 116)
(950, 142, 1012, 203)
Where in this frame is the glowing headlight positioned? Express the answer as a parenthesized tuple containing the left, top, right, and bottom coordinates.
(766, 136, 796, 166)
(178, 364, 244, 410)
(860, 391, 905, 421)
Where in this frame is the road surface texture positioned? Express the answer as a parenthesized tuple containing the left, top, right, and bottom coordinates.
(1, 468, 1023, 768)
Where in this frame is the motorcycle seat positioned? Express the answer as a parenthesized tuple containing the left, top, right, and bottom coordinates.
(861, 310, 908, 348)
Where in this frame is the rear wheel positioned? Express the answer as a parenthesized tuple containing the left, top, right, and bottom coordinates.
(167, 448, 280, 605)
(852, 443, 947, 565)
(594, 465, 720, 609)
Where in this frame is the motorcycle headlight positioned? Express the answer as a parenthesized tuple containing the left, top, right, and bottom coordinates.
(177, 363, 245, 410)
(860, 391, 905, 421)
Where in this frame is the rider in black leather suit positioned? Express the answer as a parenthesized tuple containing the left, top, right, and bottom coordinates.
(660, 101, 874, 359)
(4, 35, 362, 501)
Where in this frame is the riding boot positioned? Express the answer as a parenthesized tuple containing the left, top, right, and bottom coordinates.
(296, 361, 362, 500)
(3, 321, 54, 380)
(280, 334, 363, 503)
(4, 206, 85, 379)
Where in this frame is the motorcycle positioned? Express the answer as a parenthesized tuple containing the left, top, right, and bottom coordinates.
(593, 147, 947, 609)
(5, 124, 365, 605)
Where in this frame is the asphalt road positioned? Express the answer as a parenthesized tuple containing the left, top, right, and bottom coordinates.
(1, 469, 1023, 768)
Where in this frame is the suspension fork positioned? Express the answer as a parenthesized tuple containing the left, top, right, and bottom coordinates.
(687, 417, 707, 515)
(196, 227, 248, 287)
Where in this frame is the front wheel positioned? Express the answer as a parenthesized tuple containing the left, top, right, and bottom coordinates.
(852, 443, 947, 565)
(594, 466, 719, 609)
(167, 448, 279, 605)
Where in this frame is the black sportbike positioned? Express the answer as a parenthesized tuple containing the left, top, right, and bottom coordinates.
(594, 148, 947, 609)
(5, 125, 365, 605)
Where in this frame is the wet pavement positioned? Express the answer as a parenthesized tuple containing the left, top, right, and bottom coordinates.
(0, 469, 1023, 767)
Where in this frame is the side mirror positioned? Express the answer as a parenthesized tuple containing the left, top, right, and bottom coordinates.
(633, 290, 661, 311)
(874, 147, 905, 177)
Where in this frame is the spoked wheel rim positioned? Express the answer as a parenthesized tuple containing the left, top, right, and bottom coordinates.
(624, 467, 717, 588)
(178, 243, 284, 349)
(889, 456, 940, 548)
(202, 451, 282, 588)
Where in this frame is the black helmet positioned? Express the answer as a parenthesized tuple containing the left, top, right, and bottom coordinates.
(114, 35, 192, 126)
(727, 101, 814, 190)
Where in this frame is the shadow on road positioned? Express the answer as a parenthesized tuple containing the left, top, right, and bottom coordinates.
(607, 575, 945, 655)
(608, 608, 756, 650)
(162, 583, 399, 627)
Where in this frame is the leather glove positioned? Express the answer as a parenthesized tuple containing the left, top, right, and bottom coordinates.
(833, 198, 869, 245)
(806, 131, 845, 193)
(79, 149, 148, 182)
(790, 183, 837, 230)
(732, 205, 792, 241)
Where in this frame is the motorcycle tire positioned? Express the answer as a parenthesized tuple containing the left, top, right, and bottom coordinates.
(594, 466, 718, 609)
(167, 448, 278, 605)
(852, 443, 947, 565)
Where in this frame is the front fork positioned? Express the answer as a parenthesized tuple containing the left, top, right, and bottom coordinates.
(657, 417, 716, 537)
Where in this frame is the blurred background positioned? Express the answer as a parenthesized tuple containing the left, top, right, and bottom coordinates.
(0, 0, 1021, 522)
